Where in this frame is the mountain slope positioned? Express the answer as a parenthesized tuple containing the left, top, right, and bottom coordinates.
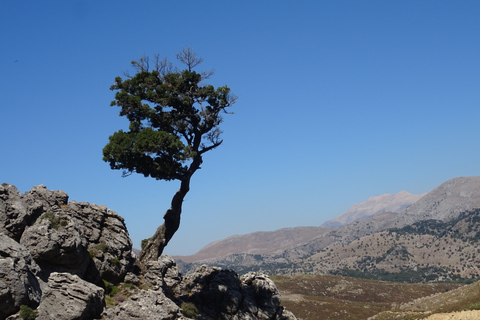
(176, 226, 332, 263)
(322, 190, 425, 227)
(178, 176, 480, 280)
(177, 187, 428, 264)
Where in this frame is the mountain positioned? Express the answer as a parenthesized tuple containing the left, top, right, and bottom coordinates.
(177, 226, 332, 263)
(176, 188, 426, 264)
(177, 176, 480, 282)
(321, 190, 426, 227)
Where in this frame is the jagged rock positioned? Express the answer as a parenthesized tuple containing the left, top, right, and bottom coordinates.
(175, 265, 297, 320)
(0, 184, 297, 320)
(20, 212, 90, 280)
(1, 184, 135, 283)
(0, 233, 42, 319)
(0, 184, 44, 241)
(102, 289, 188, 320)
(65, 200, 135, 283)
(144, 255, 182, 292)
(36, 272, 104, 320)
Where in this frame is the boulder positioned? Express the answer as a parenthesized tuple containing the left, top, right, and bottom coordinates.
(175, 265, 297, 320)
(102, 289, 188, 320)
(0, 184, 135, 283)
(144, 255, 182, 293)
(0, 233, 41, 319)
(0, 184, 44, 241)
(36, 272, 104, 320)
(20, 212, 90, 280)
(66, 200, 135, 283)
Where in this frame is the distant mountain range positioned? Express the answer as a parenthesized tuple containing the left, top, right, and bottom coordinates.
(175, 176, 480, 282)
(175, 189, 426, 264)
(321, 190, 426, 227)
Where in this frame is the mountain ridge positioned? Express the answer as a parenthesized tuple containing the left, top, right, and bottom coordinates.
(175, 188, 426, 264)
(176, 176, 480, 281)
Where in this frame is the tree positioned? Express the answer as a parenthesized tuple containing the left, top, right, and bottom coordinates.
(103, 48, 236, 263)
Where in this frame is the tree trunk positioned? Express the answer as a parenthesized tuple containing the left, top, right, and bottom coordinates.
(139, 155, 202, 263)
(139, 178, 190, 263)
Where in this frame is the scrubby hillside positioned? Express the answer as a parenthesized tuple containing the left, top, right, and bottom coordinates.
(178, 176, 480, 282)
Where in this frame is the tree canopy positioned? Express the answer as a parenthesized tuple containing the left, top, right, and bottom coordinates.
(103, 48, 236, 261)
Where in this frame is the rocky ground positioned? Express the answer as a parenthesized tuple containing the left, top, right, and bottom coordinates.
(0, 183, 296, 320)
(424, 310, 480, 320)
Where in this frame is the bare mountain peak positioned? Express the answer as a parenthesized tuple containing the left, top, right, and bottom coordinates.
(395, 176, 480, 225)
(322, 190, 426, 227)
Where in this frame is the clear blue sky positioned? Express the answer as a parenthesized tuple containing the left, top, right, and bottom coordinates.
(1, 1, 479, 255)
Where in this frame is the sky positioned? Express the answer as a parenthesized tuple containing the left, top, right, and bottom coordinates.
(1, 1, 480, 256)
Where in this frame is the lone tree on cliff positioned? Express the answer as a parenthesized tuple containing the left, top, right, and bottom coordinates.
(103, 48, 236, 262)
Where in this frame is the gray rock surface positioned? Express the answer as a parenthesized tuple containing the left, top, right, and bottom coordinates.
(102, 289, 187, 320)
(175, 265, 296, 320)
(0, 233, 41, 319)
(20, 213, 90, 280)
(144, 255, 182, 292)
(0, 184, 297, 320)
(0, 184, 44, 241)
(36, 272, 104, 320)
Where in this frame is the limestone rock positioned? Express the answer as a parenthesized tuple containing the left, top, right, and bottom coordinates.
(66, 200, 135, 283)
(175, 265, 297, 320)
(144, 255, 182, 292)
(20, 213, 90, 280)
(102, 289, 187, 320)
(1, 184, 135, 283)
(36, 272, 104, 320)
(0, 184, 44, 241)
(0, 233, 41, 319)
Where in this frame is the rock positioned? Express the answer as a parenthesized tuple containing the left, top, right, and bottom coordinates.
(175, 266, 297, 320)
(102, 289, 188, 320)
(0, 184, 297, 320)
(144, 255, 182, 292)
(0, 184, 44, 241)
(20, 212, 90, 280)
(65, 201, 135, 283)
(0, 233, 41, 319)
(36, 272, 104, 320)
(0, 184, 135, 283)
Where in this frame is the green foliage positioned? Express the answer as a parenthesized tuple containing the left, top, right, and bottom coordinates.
(102, 279, 119, 296)
(19, 305, 37, 320)
(41, 211, 60, 230)
(95, 242, 109, 252)
(103, 48, 235, 182)
(110, 258, 120, 265)
(181, 302, 198, 319)
(332, 266, 451, 283)
(141, 238, 150, 250)
(466, 301, 480, 310)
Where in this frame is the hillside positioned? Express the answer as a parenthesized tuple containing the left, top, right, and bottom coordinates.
(178, 176, 480, 281)
(272, 273, 480, 320)
(177, 226, 332, 263)
(176, 188, 428, 264)
(272, 274, 460, 320)
(322, 190, 426, 227)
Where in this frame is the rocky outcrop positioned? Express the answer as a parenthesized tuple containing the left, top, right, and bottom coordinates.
(0, 233, 41, 319)
(36, 272, 104, 320)
(102, 289, 188, 320)
(1, 184, 297, 320)
(174, 265, 296, 320)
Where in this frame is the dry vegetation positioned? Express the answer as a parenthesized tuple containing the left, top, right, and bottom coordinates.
(271, 274, 463, 320)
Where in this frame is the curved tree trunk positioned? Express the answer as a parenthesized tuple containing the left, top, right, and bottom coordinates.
(139, 178, 190, 263)
(139, 155, 202, 263)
